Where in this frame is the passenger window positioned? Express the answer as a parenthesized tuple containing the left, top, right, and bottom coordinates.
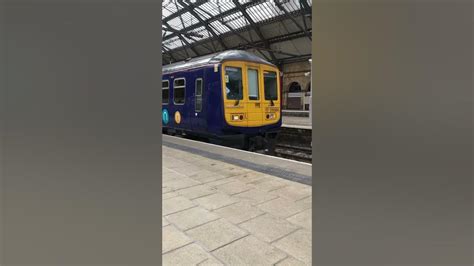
(224, 67, 243, 100)
(195, 78, 203, 112)
(264, 71, 278, 101)
(248, 69, 259, 100)
(162, 80, 169, 104)
(173, 78, 185, 104)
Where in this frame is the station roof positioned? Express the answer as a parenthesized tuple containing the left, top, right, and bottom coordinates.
(162, 0, 312, 67)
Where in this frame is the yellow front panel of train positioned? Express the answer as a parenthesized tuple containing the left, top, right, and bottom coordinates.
(222, 61, 281, 127)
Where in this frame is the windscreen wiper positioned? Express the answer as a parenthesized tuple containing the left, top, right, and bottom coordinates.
(235, 99, 240, 106)
(270, 99, 275, 106)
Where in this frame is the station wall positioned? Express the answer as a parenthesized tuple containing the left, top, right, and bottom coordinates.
(281, 60, 311, 110)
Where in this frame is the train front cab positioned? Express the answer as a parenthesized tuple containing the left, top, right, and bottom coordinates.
(220, 60, 281, 151)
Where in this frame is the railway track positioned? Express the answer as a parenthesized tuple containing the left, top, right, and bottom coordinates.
(274, 143, 312, 163)
(272, 126, 312, 163)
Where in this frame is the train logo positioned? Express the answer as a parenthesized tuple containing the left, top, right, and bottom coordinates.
(174, 111, 182, 124)
(162, 109, 169, 125)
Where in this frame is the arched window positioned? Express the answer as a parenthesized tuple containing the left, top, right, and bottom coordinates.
(288, 82, 302, 92)
(307, 82, 311, 92)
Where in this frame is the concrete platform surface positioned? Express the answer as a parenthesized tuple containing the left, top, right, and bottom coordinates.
(163, 135, 312, 185)
(162, 143, 312, 265)
(282, 116, 312, 129)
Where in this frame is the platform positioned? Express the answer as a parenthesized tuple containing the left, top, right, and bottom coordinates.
(162, 135, 312, 265)
(282, 115, 312, 130)
(282, 110, 309, 117)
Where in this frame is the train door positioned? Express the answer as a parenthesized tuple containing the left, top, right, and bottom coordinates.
(162, 79, 170, 127)
(260, 65, 281, 126)
(246, 63, 263, 127)
(222, 62, 247, 127)
(192, 76, 205, 131)
(172, 77, 186, 129)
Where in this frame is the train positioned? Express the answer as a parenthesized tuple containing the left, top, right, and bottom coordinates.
(161, 50, 282, 152)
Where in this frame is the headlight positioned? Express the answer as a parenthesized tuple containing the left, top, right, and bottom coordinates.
(266, 113, 276, 119)
(232, 114, 244, 121)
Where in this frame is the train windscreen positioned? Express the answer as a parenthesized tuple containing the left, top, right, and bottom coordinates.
(264, 71, 278, 100)
(225, 67, 243, 100)
(248, 68, 259, 100)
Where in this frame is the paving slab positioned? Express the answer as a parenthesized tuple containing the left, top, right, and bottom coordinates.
(232, 188, 279, 206)
(286, 209, 312, 230)
(213, 202, 264, 224)
(276, 256, 308, 266)
(239, 213, 299, 243)
(163, 176, 201, 191)
(186, 219, 248, 251)
(162, 243, 212, 265)
(162, 196, 196, 216)
(250, 178, 288, 192)
(193, 193, 238, 211)
(212, 236, 287, 265)
(257, 197, 311, 218)
(162, 186, 174, 193)
(162, 217, 170, 227)
(203, 178, 235, 188)
(298, 195, 312, 205)
(230, 171, 270, 184)
(175, 184, 217, 200)
(197, 256, 225, 266)
(215, 180, 252, 195)
(188, 169, 228, 183)
(166, 162, 195, 170)
(162, 225, 193, 253)
(166, 206, 220, 231)
(162, 191, 179, 200)
(214, 165, 252, 177)
(273, 229, 312, 265)
(270, 184, 312, 201)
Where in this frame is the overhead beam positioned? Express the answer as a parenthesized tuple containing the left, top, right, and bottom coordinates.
(163, 25, 203, 38)
(165, 30, 311, 62)
(163, 0, 208, 23)
(231, 0, 277, 62)
(242, 45, 300, 57)
(194, 4, 272, 61)
(162, 45, 177, 62)
(279, 54, 312, 64)
(299, 0, 312, 15)
(179, 0, 227, 51)
(164, 21, 198, 57)
(299, 0, 311, 35)
(275, 1, 311, 41)
(169, 29, 311, 57)
(163, 1, 309, 42)
(164, 1, 258, 41)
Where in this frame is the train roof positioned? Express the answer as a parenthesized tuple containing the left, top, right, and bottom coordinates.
(162, 50, 275, 74)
